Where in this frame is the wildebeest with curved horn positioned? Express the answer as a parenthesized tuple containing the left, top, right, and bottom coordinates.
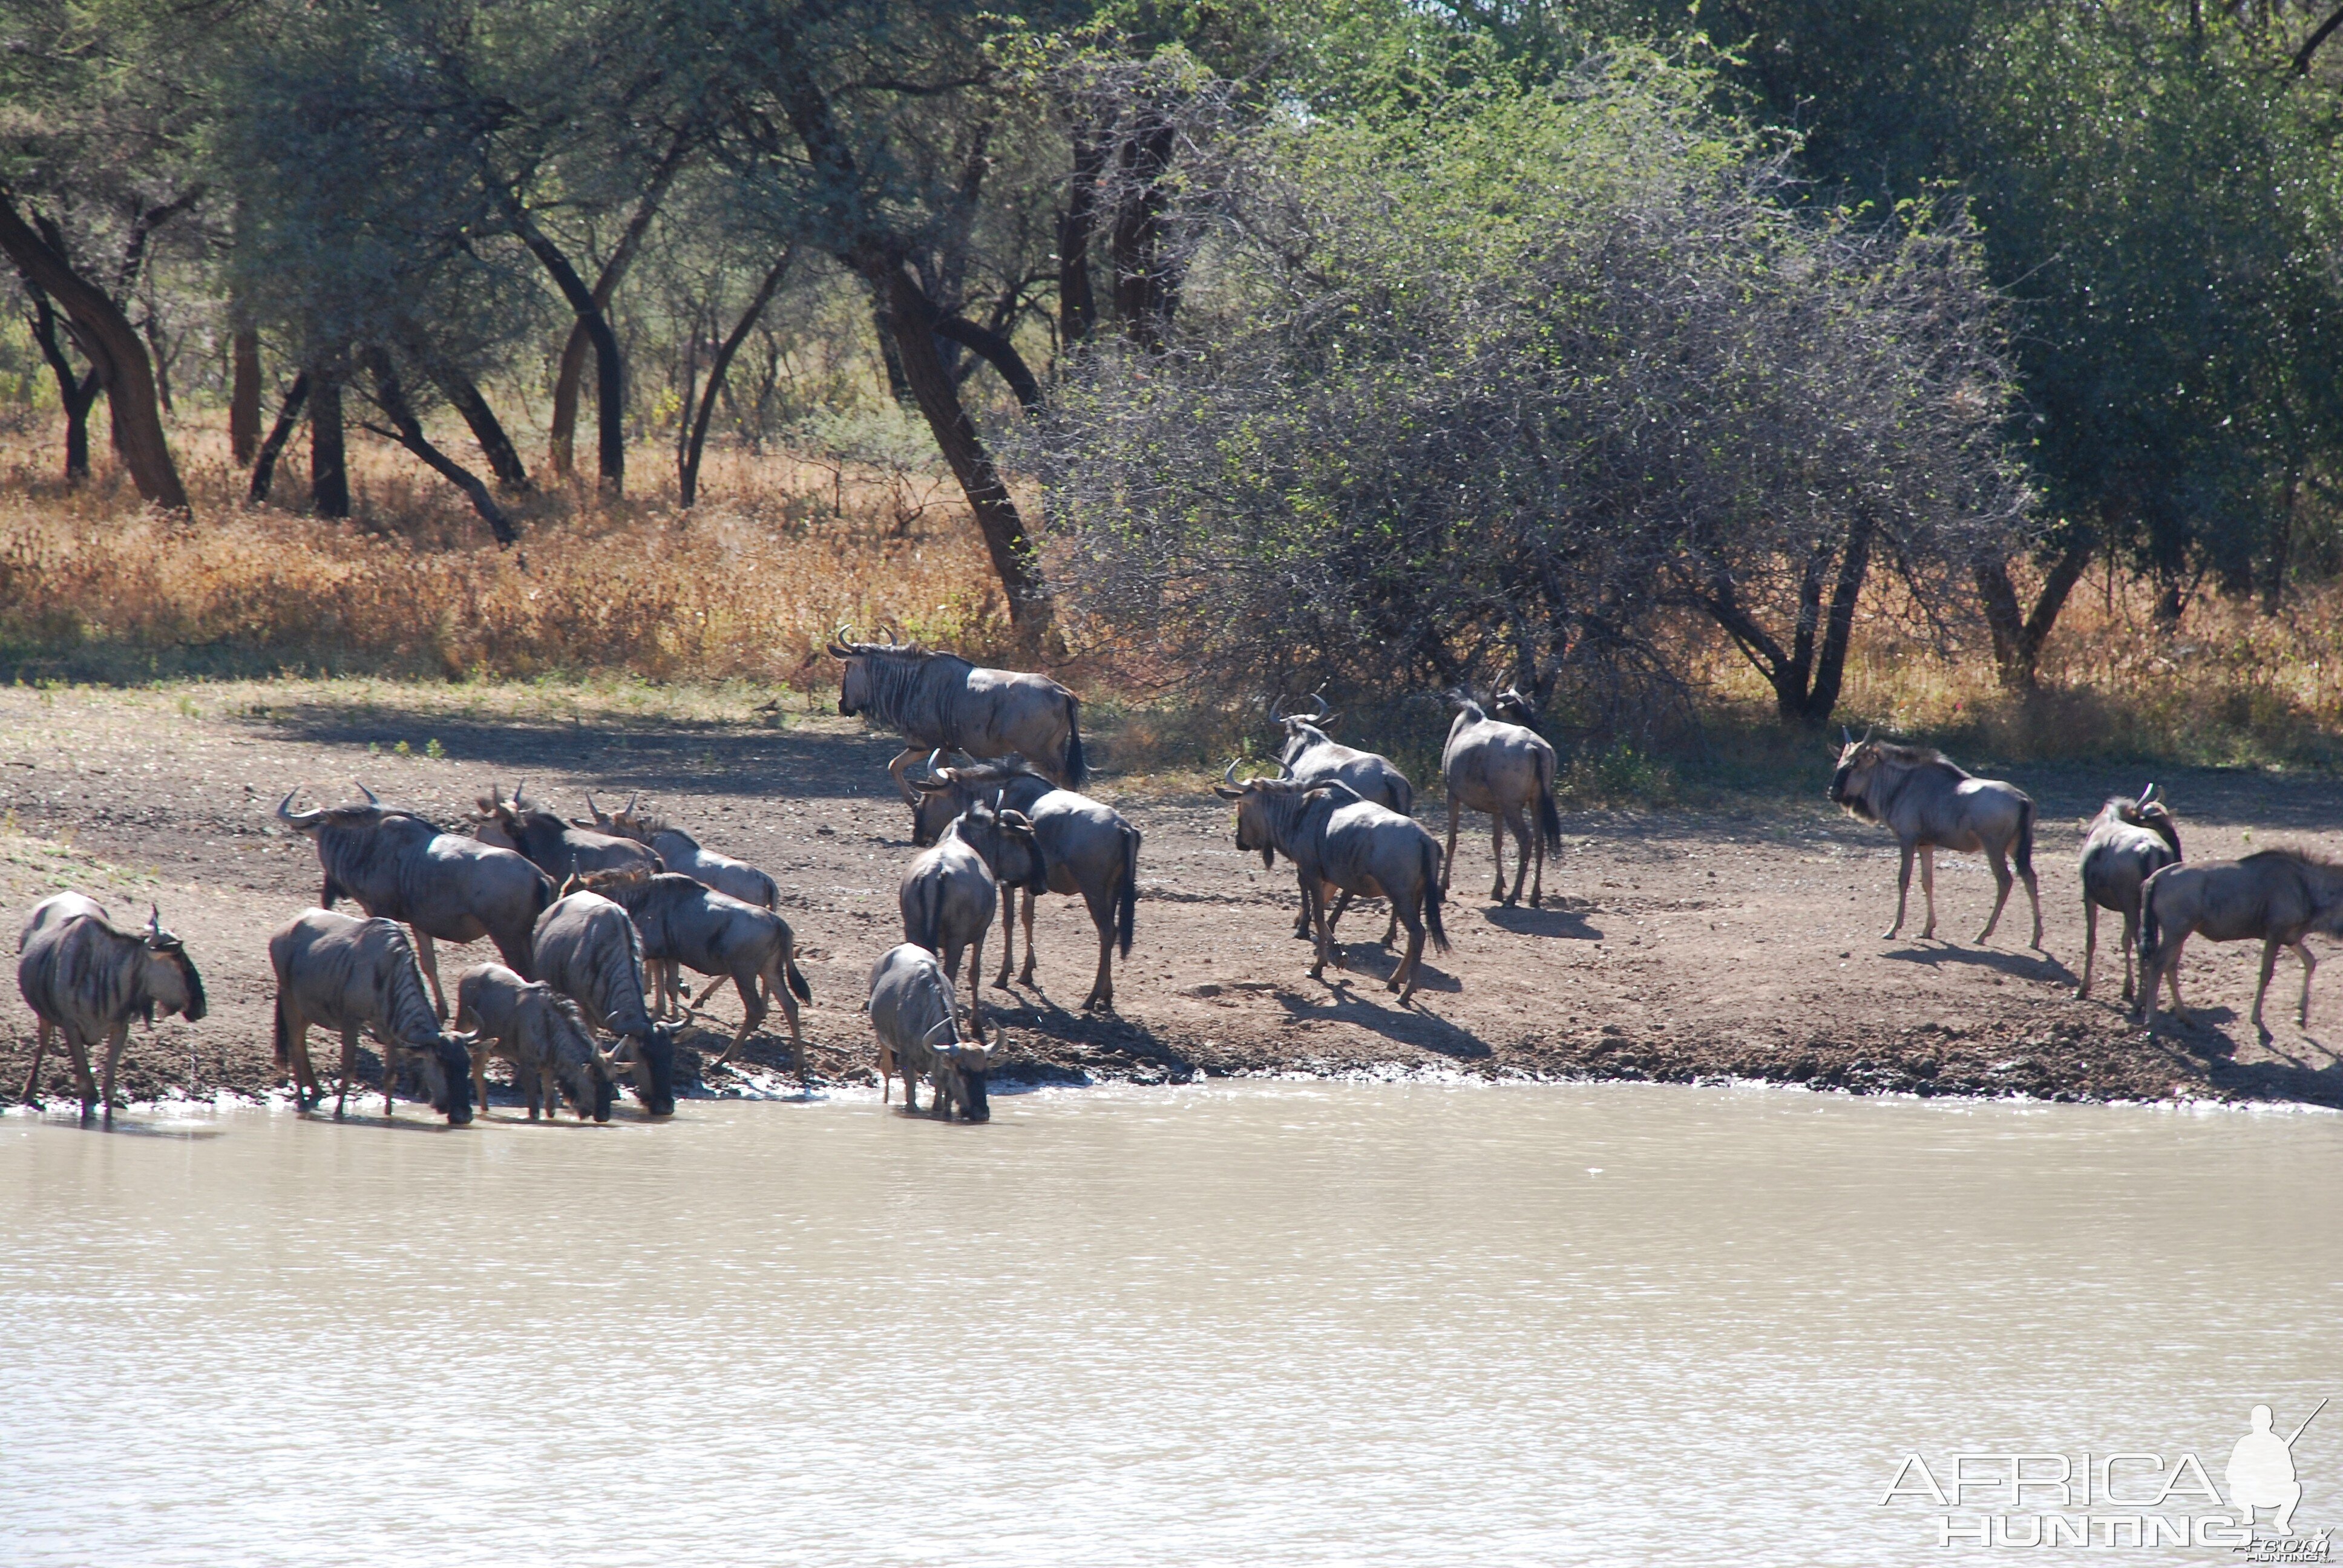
(1213, 764, 1449, 1004)
(278, 784, 554, 1018)
(269, 909, 474, 1123)
(2077, 784, 2183, 1002)
(476, 781, 663, 881)
(572, 867, 811, 1073)
(578, 792, 779, 910)
(1270, 693, 1418, 941)
(897, 799, 1029, 1044)
(532, 887, 680, 1116)
(867, 942, 994, 1120)
(2135, 848, 2343, 1033)
(17, 897, 206, 1122)
(1828, 731, 2041, 946)
(453, 961, 620, 1122)
(1441, 685, 1562, 908)
(828, 631, 1086, 803)
(908, 756, 1139, 1011)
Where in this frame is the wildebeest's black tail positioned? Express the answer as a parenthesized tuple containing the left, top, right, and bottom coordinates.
(905, 874, 943, 955)
(272, 990, 292, 1068)
(1536, 751, 1562, 852)
(1421, 837, 1450, 952)
(1061, 695, 1089, 790)
(2014, 795, 2036, 880)
(785, 954, 813, 1003)
(1116, 823, 1139, 958)
(2138, 871, 2166, 964)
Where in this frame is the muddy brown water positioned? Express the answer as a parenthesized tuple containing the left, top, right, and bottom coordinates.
(4, 1081, 2338, 1566)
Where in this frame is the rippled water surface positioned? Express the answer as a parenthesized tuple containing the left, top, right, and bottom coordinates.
(4, 1082, 2340, 1566)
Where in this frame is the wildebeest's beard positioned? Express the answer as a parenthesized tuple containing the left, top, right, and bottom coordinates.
(837, 660, 865, 717)
(168, 949, 208, 1022)
(955, 1066, 990, 1122)
(588, 1062, 618, 1123)
(1827, 757, 1877, 820)
(421, 1038, 475, 1124)
(632, 1027, 678, 1116)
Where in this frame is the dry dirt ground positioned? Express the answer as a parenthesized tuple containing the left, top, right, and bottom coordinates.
(5, 681, 2341, 1113)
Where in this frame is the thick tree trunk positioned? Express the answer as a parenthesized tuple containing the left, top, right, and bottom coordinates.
(932, 314, 1041, 411)
(249, 373, 308, 503)
(425, 359, 531, 492)
(681, 250, 793, 508)
(309, 367, 349, 518)
(1109, 118, 1179, 351)
(1794, 507, 1875, 724)
(0, 189, 185, 508)
(1057, 130, 1105, 348)
(876, 266, 1050, 629)
(1976, 539, 2092, 691)
(514, 220, 624, 492)
(545, 136, 687, 477)
(229, 327, 261, 465)
(870, 296, 913, 403)
(359, 346, 515, 544)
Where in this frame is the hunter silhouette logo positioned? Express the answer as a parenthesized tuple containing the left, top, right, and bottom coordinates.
(1879, 1398, 2330, 1550)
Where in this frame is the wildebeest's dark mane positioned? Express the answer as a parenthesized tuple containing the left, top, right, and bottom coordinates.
(1866, 740, 1959, 769)
(943, 754, 1045, 785)
(2247, 844, 2343, 871)
(320, 801, 450, 834)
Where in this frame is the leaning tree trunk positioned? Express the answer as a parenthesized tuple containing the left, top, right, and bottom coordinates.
(546, 134, 686, 477)
(1791, 507, 1875, 725)
(309, 365, 349, 518)
(0, 189, 186, 509)
(1975, 537, 2094, 692)
(1057, 129, 1105, 348)
(875, 265, 1050, 630)
(422, 358, 531, 493)
(358, 346, 515, 544)
(512, 217, 624, 493)
(680, 250, 793, 508)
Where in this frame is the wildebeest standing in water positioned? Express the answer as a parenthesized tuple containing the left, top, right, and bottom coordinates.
(2135, 849, 2343, 1033)
(2077, 785, 2183, 1001)
(278, 783, 554, 1017)
(867, 942, 994, 1120)
(897, 801, 1025, 1044)
(532, 887, 679, 1116)
(1214, 765, 1449, 1004)
(1441, 685, 1562, 908)
(1270, 693, 1417, 941)
(454, 962, 620, 1122)
(475, 781, 664, 881)
(828, 632, 1086, 803)
(17, 897, 207, 1122)
(1828, 731, 2042, 946)
(574, 867, 811, 1073)
(577, 792, 779, 909)
(269, 909, 475, 1123)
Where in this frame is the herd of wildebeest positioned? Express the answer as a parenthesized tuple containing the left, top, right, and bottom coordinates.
(15, 635, 2343, 1126)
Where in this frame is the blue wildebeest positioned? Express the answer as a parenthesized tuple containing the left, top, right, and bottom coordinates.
(828, 632, 1087, 803)
(269, 909, 475, 1124)
(1271, 693, 1417, 941)
(17, 898, 206, 1122)
(532, 888, 680, 1116)
(278, 784, 554, 1018)
(574, 868, 811, 1073)
(476, 781, 663, 882)
(867, 942, 994, 1120)
(579, 792, 779, 910)
(897, 800, 1030, 1044)
(1441, 686, 1561, 908)
(2077, 785, 2183, 1002)
(908, 758, 1139, 1011)
(2135, 849, 2343, 1033)
(1212, 764, 1449, 1004)
(453, 962, 620, 1123)
(1828, 731, 2042, 946)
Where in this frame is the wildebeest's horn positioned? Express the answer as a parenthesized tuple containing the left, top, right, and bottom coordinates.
(1860, 727, 1873, 746)
(623, 791, 640, 815)
(1222, 757, 1242, 786)
(276, 789, 325, 829)
(147, 904, 162, 937)
(1268, 693, 1288, 724)
(353, 779, 380, 805)
(1307, 691, 1330, 720)
(1841, 725, 1853, 746)
(2140, 782, 2157, 805)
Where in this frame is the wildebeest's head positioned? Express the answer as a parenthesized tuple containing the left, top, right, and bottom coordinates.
(139, 905, 208, 1024)
(906, 752, 1043, 848)
(2108, 783, 2183, 858)
(827, 627, 919, 718)
(1212, 760, 1305, 869)
(613, 1023, 680, 1117)
(1269, 692, 1336, 762)
(926, 1035, 994, 1122)
(413, 1031, 477, 1125)
(539, 991, 617, 1123)
(953, 794, 1041, 886)
(1491, 684, 1542, 729)
(1826, 727, 1882, 820)
(275, 782, 398, 838)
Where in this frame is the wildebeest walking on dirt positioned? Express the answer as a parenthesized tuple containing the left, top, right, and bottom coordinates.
(575, 867, 811, 1073)
(1441, 686, 1561, 908)
(17, 895, 207, 1122)
(269, 909, 474, 1123)
(1828, 731, 2041, 946)
(898, 799, 1031, 1043)
(828, 632, 1086, 803)
(2077, 785, 2183, 1002)
(2135, 849, 2343, 1033)
(278, 784, 554, 1016)
(1271, 693, 1416, 940)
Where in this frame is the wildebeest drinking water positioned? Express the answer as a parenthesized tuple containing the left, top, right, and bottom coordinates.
(17, 895, 206, 1122)
(532, 887, 680, 1116)
(1828, 731, 2042, 946)
(278, 783, 554, 1016)
(2135, 849, 2343, 1033)
(1213, 764, 1448, 1004)
(2077, 785, 2183, 1002)
(1440, 685, 1562, 908)
(572, 867, 811, 1073)
(453, 962, 620, 1122)
(867, 942, 994, 1120)
(269, 909, 475, 1123)
(828, 632, 1086, 803)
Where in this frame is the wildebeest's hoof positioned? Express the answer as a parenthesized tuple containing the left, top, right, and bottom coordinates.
(1529, 892, 1542, 908)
